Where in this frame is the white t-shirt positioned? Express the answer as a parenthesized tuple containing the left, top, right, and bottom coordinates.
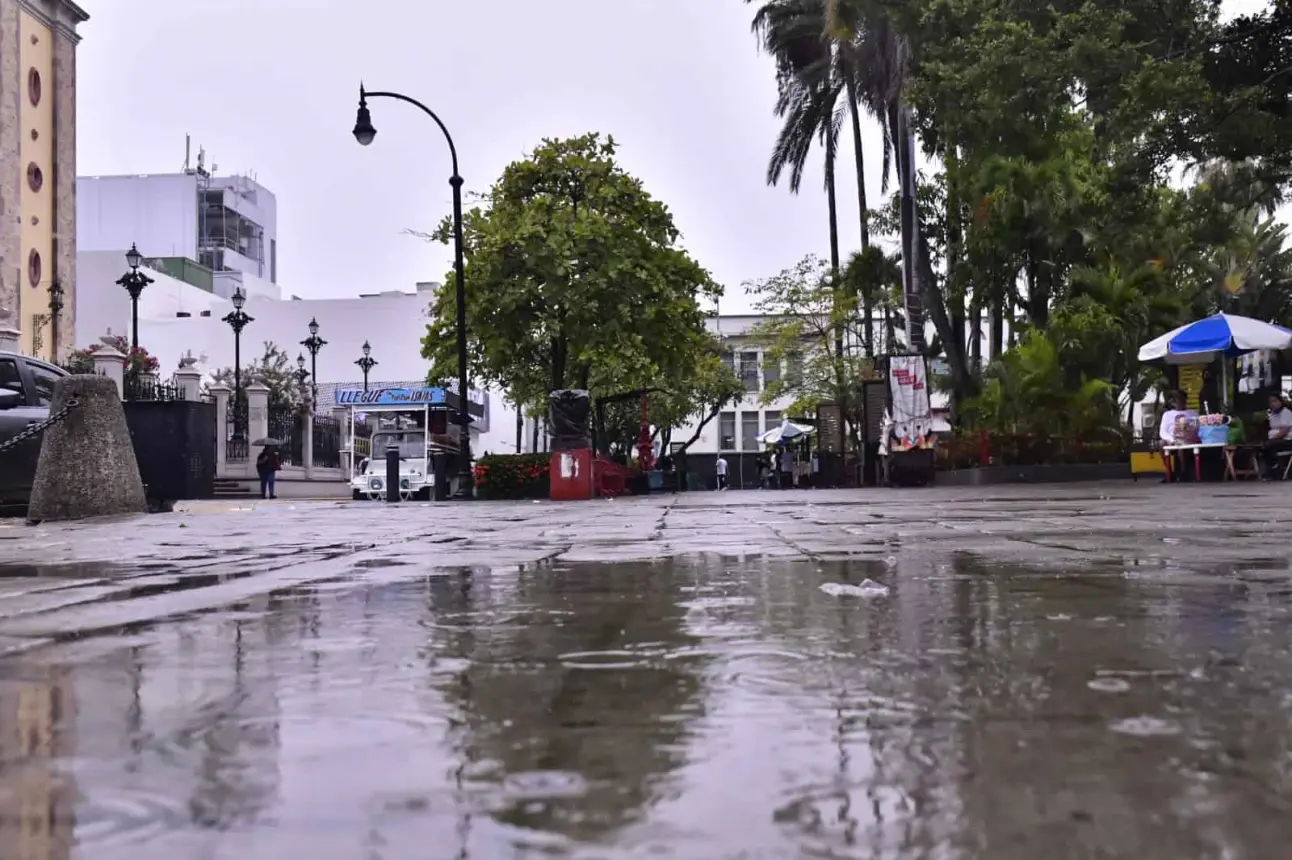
(1159, 408, 1198, 444)
(1269, 408, 1292, 439)
(715, 457, 728, 476)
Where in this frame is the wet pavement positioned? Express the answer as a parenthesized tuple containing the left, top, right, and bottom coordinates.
(2, 483, 1292, 858)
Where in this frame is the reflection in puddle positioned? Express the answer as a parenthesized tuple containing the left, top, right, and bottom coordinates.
(0, 554, 1290, 858)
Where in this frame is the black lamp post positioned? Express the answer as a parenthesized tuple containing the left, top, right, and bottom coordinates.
(115, 243, 153, 353)
(355, 340, 377, 391)
(295, 353, 311, 386)
(47, 279, 63, 360)
(222, 287, 253, 437)
(353, 83, 474, 499)
(300, 316, 327, 404)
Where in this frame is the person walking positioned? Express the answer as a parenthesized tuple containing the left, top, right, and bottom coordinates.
(779, 445, 795, 489)
(715, 454, 729, 491)
(256, 445, 281, 499)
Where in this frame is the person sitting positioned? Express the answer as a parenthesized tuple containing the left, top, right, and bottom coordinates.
(1263, 393, 1292, 479)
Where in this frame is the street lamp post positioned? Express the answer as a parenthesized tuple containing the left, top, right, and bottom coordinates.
(295, 353, 311, 387)
(355, 340, 377, 391)
(222, 287, 253, 438)
(300, 316, 327, 404)
(47, 279, 63, 361)
(352, 84, 474, 500)
(115, 243, 153, 353)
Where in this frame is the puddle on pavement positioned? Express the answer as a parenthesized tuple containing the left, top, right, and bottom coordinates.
(2, 554, 1292, 858)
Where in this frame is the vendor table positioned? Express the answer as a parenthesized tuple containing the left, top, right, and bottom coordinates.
(1161, 443, 1258, 482)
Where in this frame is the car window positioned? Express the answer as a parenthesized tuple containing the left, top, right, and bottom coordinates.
(26, 362, 63, 407)
(0, 359, 24, 399)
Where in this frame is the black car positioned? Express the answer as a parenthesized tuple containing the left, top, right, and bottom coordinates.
(0, 351, 68, 508)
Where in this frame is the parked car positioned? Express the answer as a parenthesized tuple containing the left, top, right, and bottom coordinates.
(0, 351, 68, 509)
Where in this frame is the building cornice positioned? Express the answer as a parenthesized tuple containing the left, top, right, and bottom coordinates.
(17, 0, 89, 43)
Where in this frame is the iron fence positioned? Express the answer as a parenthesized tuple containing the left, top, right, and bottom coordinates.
(313, 415, 342, 468)
(124, 375, 184, 402)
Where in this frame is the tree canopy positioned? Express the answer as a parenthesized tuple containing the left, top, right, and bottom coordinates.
(420, 133, 726, 429)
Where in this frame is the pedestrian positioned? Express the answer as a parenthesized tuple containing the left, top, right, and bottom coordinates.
(756, 455, 770, 489)
(256, 445, 281, 499)
(715, 454, 729, 491)
(1263, 393, 1292, 478)
(779, 445, 795, 489)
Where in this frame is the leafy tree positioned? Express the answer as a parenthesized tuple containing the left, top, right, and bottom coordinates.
(746, 254, 877, 448)
(210, 341, 302, 410)
(419, 133, 721, 426)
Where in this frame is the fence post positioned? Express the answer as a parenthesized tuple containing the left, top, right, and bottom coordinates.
(246, 383, 270, 469)
(175, 366, 203, 401)
(209, 383, 231, 475)
(301, 381, 315, 478)
(92, 345, 127, 397)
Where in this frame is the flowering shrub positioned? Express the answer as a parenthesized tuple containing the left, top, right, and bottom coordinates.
(61, 335, 160, 378)
(474, 453, 550, 500)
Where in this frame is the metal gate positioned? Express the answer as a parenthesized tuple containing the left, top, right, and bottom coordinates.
(124, 400, 217, 502)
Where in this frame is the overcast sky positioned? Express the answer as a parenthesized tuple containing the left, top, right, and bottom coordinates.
(75, 0, 1269, 314)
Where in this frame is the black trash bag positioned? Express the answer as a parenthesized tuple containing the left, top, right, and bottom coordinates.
(549, 389, 591, 450)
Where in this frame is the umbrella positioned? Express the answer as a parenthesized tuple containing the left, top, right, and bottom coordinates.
(251, 437, 285, 447)
(757, 419, 814, 445)
(1138, 313, 1292, 364)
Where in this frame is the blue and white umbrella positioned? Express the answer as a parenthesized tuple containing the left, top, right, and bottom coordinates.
(1137, 312, 1292, 364)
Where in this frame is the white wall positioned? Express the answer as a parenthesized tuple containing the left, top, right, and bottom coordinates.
(75, 251, 223, 350)
(77, 174, 199, 260)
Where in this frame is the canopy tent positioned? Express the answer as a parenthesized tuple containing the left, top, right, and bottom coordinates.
(756, 419, 814, 446)
(1137, 313, 1292, 364)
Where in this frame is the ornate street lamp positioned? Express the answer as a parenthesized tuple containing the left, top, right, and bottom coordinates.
(355, 340, 377, 391)
(300, 316, 327, 403)
(352, 83, 474, 499)
(222, 287, 253, 438)
(295, 353, 311, 386)
(115, 243, 153, 353)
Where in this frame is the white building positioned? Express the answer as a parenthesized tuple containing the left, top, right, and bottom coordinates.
(78, 169, 281, 301)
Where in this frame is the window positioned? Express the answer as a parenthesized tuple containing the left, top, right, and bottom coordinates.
(718, 411, 736, 451)
(739, 351, 760, 392)
(720, 351, 734, 373)
(270, 238, 277, 283)
(27, 68, 40, 106)
(27, 249, 41, 288)
(786, 351, 804, 386)
(0, 359, 24, 398)
(26, 362, 61, 407)
(763, 355, 780, 387)
(764, 410, 782, 433)
(741, 411, 760, 450)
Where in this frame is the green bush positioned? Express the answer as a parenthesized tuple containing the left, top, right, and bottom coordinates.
(474, 453, 550, 500)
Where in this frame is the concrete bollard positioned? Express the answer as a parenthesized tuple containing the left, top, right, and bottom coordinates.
(385, 444, 400, 503)
(27, 375, 148, 523)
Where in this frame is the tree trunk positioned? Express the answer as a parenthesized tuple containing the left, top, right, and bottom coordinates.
(826, 135, 843, 360)
(846, 83, 875, 357)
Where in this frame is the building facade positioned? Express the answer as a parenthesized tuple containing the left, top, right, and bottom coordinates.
(78, 170, 281, 302)
(0, 0, 87, 362)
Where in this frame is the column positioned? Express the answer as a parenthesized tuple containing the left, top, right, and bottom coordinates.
(92, 345, 127, 397)
(175, 366, 203, 401)
(246, 382, 270, 466)
(300, 381, 315, 477)
(209, 383, 231, 475)
(0, 329, 19, 353)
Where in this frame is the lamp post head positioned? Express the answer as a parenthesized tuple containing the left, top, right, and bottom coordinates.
(297, 353, 306, 371)
(48, 280, 63, 315)
(362, 339, 372, 357)
(231, 287, 246, 310)
(308, 316, 320, 337)
(353, 85, 377, 146)
(125, 243, 142, 270)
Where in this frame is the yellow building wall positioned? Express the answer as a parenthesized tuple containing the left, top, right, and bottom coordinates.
(18, 9, 54, 360)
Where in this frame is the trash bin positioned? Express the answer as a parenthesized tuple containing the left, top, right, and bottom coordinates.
(550, 448, 593, 501)
(431, 451, 450, 501)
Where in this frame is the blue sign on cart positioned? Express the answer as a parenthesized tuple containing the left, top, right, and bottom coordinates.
(334, 387, 446, 406)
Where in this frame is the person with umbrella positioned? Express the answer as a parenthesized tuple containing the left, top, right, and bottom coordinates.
(254, 438, 283, 499)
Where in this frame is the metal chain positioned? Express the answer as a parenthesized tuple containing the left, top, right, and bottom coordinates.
(0, 398, 81, 455)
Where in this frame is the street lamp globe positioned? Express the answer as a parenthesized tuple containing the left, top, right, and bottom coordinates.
(353, 87, 377, 146)
(362, 339, 372, 357)
(297, 353, 306, 372)
(125, 243, 142, 270)
(232, 286, 246, 310)
(308, 316, 320, 337)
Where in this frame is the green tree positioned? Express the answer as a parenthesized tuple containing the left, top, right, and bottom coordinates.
(211, 341, 301, 410)
(419, 133, 722, 421)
